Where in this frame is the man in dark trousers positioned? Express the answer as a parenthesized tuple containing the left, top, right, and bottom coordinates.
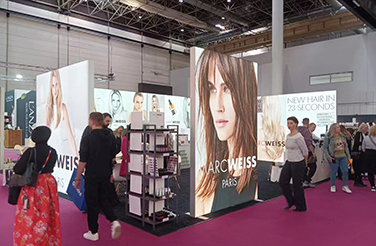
(75, 112, 121, 241)
(298, 118, 317, 188)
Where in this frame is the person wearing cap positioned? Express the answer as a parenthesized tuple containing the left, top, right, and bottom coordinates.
(13, 126, 61, 245)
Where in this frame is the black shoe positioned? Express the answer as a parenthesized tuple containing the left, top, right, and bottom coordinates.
(284, 205, 294, 210)
(361, 183, 368, 187)
(354, 183, 363, 187)
(293, 208, 307, 212)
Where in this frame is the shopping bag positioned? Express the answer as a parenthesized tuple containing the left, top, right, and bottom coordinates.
(67, 169, 87, 211)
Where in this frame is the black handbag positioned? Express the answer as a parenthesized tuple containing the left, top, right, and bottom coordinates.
(351, 151, 361, 160)
(9, 148, 51, 187)
(8, 187, 21, 205)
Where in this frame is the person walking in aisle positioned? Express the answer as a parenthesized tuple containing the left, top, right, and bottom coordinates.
(323, 123, 352, 194)
(280, 117, 308, 212)
(362, 125, 376, 191)
(80, 112, 113, 141)
(298, 118, 316, 188)
(13, 126, 61, 245)
(75, 112, 121, 241)
(352, 123, 368, 187)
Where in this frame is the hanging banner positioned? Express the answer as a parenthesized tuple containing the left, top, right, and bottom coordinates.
(36, 61, 94, 194)
(190, 47, 258, 217)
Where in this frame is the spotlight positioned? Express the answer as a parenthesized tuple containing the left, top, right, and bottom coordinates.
(180, 28, 185, 32)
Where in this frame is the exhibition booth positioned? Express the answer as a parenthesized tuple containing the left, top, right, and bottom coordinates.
(1, 48, 340, 234)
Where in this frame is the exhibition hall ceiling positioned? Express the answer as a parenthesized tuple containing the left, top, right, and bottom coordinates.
(10, 0, 339, 47)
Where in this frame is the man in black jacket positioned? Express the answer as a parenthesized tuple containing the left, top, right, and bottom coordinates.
(81, 113, 113, 140)
(75, 112, 121, 241)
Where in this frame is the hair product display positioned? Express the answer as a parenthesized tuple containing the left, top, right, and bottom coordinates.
(168, 100, 176, 115)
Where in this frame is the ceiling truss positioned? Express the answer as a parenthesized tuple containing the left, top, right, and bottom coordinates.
(7, 0, 368, 48)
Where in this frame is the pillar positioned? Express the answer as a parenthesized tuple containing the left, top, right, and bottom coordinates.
(272, 0, 284, 95)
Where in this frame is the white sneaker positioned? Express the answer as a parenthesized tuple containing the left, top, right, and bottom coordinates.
(342, 186, 352, 194)
(371, 187, 375, 192)
(83, 231, 99, 241)
(330, 186, 336, 193)
(111, 221, 121, 239)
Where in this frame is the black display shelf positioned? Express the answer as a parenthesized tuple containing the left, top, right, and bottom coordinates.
(128, 171, 177, 180)
(126, 124, 179, 230)
(129, 150, 177, 156)
(128, 191, 177, 201)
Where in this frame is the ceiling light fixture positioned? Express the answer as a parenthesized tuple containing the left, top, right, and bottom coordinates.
(180, 28, 185, 32)
(16, 74, 23, 79)
(221, 16, 225, 20)
(227, 0, 231, 3)
(352, 0, 361, 7)
(139, 15, 142, 19)
(179, 0, 184, 3)
(215, 24, 225, 30)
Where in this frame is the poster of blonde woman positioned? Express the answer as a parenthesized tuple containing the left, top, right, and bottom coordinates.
(94, 88, 133, 129)
(191, 47, 258, 217)
(37, 61, 94, 193)
(257, 95, 286, 163)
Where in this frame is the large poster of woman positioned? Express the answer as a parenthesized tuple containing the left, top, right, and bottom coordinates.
(37, 61, 94, 193)
(191, 47, 258, 217)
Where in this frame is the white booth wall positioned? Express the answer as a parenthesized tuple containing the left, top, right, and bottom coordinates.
(245, 32, 376, 116)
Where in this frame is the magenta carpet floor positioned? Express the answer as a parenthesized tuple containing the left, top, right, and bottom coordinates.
(1, 174, 375, 246)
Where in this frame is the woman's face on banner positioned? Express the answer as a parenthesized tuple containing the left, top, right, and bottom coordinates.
(134, 95, 144, 111)
(208, 64, 236, 142)
(111, 93, 121, 112)
(51, 76, 60, 99)
(152, 97, 158, 108)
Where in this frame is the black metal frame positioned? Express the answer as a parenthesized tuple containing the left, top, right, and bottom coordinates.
(126, 124, 179, 230)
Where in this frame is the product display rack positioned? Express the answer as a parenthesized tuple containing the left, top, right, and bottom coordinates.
(126, 124, 179, 230)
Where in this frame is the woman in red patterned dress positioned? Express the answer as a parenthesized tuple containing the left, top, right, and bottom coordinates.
(13, 126, 61, 246)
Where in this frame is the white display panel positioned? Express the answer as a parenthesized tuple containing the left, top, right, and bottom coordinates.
(257, 90, 337, 162)
(94, 88, 190, 135)
(36, 61, 94, 193)
(190, 47, 258, 217)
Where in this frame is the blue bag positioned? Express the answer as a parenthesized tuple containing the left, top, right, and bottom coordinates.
(67, 168, 87, 211)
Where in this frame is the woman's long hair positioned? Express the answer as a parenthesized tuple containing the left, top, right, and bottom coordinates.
(109, 90, 124, 115)
(46, 70, 62, 129)
(195, 50, 258, 199)
(340, 125, 351, 140)
(327, 123, 338, 138)
(262, 96, 285, 160)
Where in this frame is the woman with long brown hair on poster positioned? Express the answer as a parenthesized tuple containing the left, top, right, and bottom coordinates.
(45, 70, 78, 158)
(195, 50, 258, 215)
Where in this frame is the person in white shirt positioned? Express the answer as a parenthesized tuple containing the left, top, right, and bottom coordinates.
(280, 116, 308, 212)
(362, 125, 376, 191)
